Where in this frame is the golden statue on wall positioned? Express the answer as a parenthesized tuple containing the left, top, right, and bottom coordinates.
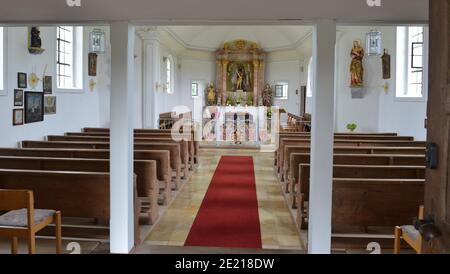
(350, 39, 364, 87)
(206, 83, 216, 106)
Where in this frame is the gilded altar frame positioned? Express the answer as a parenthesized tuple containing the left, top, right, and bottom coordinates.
(215, 40, 266, 106)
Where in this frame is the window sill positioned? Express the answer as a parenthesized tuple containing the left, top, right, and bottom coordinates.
(56, 88, 85, 94)
(274, 97, 289, 101)
(0, 89, 6, 96)
(394, 96, 426, 103)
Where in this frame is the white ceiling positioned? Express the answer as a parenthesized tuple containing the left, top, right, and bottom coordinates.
(162, 26, 313, 52)
(0, 0, 428, 25)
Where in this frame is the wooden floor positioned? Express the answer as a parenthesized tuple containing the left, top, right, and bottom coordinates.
(141, 148, 306, 252)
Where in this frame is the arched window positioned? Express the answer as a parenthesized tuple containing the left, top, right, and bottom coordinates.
(306, 57, 313, 98)
(165, 56, 174, 94)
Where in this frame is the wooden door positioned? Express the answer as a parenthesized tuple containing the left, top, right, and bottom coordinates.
(424, 0, 450, 254)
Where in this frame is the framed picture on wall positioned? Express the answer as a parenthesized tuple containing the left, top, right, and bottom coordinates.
(24, 91, 44, 124)
(88, 52, 98, 76)
(18, 73, 27, 89)
(44, 96, 56, 115)
(13, 109, 24, 126)
(43, 76, 53, 94)
(14, 89, 24, 107)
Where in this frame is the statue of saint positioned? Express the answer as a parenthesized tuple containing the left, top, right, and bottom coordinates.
(206, 83, 216, 106)
(30, 27, 42, 48)
(233, 65, 249, 91)
(262, 83, 273, 107)
(350, 39, 364, 87)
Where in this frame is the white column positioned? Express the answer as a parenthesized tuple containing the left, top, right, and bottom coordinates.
(138, 30, 161, 129)
(308, 20, 336, 254)
(109, 22, 135, 254)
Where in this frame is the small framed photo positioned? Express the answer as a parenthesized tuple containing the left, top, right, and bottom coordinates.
(18, 72, 27, 89)
(44, 96, 57, 115)
(14, 89, 24, 107)
(43, 76, 53, 94)
(13, 109, 24, 126)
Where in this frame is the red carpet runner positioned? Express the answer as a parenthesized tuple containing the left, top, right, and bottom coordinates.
(185, 156, 262, 248)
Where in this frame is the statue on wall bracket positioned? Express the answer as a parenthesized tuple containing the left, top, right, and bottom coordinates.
(350, 39, 365, 99)
(28, 27, 45, 55)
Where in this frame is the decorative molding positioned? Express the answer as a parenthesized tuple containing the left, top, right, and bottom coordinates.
(136, 29, 161, 41)
(161, 26, 313, 53)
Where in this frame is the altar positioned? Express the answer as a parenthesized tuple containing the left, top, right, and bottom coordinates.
(202, 106, 279, 149)
(200, 40, 278, 149)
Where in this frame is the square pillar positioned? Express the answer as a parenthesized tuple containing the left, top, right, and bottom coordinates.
(109, 21, 135, 254)
(308, 19, 336, 254)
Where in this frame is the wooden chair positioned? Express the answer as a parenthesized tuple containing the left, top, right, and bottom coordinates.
(0, 189, 62, 254)
(394, 205, 424, 254)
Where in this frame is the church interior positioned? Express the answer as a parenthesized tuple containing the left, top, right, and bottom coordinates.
(0, 0, 449, 256)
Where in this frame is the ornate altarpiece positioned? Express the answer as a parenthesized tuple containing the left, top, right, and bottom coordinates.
(215, 40, 266, 106)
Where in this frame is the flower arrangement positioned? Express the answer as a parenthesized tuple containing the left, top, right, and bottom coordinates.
(246, 93, 253, 106)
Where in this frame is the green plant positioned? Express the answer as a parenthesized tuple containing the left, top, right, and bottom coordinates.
(246, 93, 253, 106)
(346, 123, 357, 132)
(236, 95, 242, 105)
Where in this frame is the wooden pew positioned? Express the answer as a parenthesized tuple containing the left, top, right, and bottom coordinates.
(296, 165, 426, 229)
(0, 156, 160, 224)
(282, 145, 426, 186)
(20, 141, 184, 188)
(287, 153, 425, 209)
(0, 147, 171, 188)
(65, 131, 198, 169)
(327, 179, 425, 240)
(0, 169, 141, 244)
(273, 132, 402, 166)
(46, 135, 192, 176)
(82, 127, 200, 165)
(275, 133, 404, 161)
(276, 138, 426, 176)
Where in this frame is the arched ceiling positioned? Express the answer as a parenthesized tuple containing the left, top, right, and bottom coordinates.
(161, 26, 313, 52)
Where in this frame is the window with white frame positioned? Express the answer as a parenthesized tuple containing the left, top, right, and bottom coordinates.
(165, 56, 174, 94)
(191, 82, 199, 97)
(396, 26, 425, 98)
(56, 26, 83, 90)
(306, 57, 313, 98)
(0, 27, 5, 94)
(274, 81, 289, 100)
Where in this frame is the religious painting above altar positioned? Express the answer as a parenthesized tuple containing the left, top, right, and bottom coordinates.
(227, 62, 253, 92)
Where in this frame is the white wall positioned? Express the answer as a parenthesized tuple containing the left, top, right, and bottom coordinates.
(334, 27, 382, 133)
(179, 54, 215, 123)
(266, 57, 302, 116)
(377, 27, 428, 140)
(0, 26, 109, 147)
(333, 26, 427, 139)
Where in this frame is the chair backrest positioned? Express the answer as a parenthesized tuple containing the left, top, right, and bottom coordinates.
(419, 205, 425, 220)
(0, 189, 33, 211)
